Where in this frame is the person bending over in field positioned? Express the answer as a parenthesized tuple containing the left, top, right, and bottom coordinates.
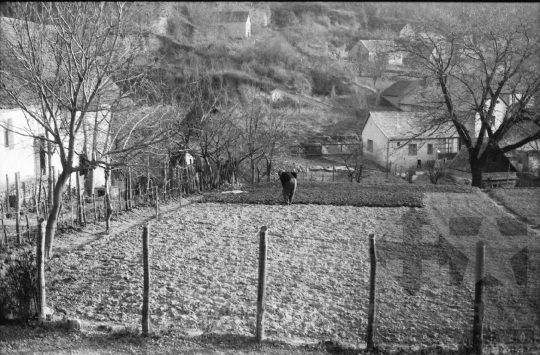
(278, 171, 297, 205)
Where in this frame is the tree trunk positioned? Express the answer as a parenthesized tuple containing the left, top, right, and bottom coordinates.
(265, 158, 272, 182)
(105, 168, 112, 234)
(46, 136, 53, 212)
(45, 170, 68, 259)
(251, 159, 255, 184)
(471, 164, 483, 188)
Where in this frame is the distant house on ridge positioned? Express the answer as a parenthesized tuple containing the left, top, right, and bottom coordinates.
(214, 11, 251, 39)
(350, 40, 403, 66)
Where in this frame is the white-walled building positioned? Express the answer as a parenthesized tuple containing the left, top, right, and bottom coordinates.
(362, 111, 460, 171)
(214, 11, 251, 39)
(0, 105, 108, 191)
(350, 40, 403, 66)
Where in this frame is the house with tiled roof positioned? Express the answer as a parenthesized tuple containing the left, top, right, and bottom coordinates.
(349, 40, 403, 66)
(380, 81, 421, 111)
(361, 111, 460, 171)
(214, 11, 251, 39)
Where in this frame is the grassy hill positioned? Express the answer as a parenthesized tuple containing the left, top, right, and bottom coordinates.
(125, 2, 510, 142)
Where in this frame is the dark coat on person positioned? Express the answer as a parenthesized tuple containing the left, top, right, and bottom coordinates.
(279, 171, 297, 187)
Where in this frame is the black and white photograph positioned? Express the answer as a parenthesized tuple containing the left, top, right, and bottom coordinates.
(0, 2, 539, 354)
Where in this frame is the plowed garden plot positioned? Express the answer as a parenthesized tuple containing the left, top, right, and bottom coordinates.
(45, 202, 479, 349)
(5, 185, 537, 354)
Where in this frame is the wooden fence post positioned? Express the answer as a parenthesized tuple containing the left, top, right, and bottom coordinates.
(82, 191, 87, 226)
(179, 168, 182, 208)
(155, 186, 159, 220)
(124, 170, 129, 211)
(26, 214, 31, 242)
(92, 193, 97, 223)
(1, 219, 8, 250)
(163, 161, 167, 200)
(15, 172, 21, 244)
(105, 169, 112, 234)
(118, 186, 123, 211)
(472, 241, 485, 354)
(37, 218, 46, 323)
(128, 167, 133, 210)
(76, 171, 83, 225)
(366, 233, 377, 351)
(142, 224, 150, 336)
(70, 197, 74, 227)
(22, 182, 26, 208)
(146, 155, 150, 203)
(5, 174, 9, 215)
(256, 226, 268, 343)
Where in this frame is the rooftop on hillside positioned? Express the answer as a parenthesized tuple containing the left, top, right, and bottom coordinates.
(369, 111, 458, 140)
(214, 11, 250, 23)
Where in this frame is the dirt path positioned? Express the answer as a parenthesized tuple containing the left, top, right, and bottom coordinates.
(44, 196, 207, 259)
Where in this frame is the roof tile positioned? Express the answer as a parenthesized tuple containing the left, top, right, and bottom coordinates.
(369, 111, 459, 140)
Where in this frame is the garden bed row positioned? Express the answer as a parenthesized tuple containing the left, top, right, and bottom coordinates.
(202, 182, 478, 207)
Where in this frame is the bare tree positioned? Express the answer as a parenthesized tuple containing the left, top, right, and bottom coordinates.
(335, 140, 364, 182)
(0, 2, 171, 257)
(397, 3, 540, 187)
(232, 91, 294, 184)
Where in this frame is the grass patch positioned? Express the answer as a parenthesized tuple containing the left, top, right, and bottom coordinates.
(202, 182, 475, 207)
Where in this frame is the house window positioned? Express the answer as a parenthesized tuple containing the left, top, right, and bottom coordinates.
(396, 142, 401, 147)
(367, 139, 373, 152)
(408, 144, 417, 156)
(438, 138, 458, 153)
(427, 144, 433, 155)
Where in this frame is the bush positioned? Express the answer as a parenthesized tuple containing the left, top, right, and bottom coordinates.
(253, 38, 301, 70)
(0, 250, 39, 323)
(272, 9, 299, 28)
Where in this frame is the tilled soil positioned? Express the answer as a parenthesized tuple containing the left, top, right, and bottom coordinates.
(43, 202, 474, 349)
(2, 191, 539, 354)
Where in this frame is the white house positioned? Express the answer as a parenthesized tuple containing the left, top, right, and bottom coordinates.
(0, 16, 117, 193)
(350, 40, 403, 66)
(362, 111, 460, 171)
(0, 105, 109, 191)
(473, 94, 525, 137)
(214, 11, 251, 39)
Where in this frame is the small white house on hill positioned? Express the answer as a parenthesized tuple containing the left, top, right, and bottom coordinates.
(361, 111, 461, 171)
(214, 11, 251, 39)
